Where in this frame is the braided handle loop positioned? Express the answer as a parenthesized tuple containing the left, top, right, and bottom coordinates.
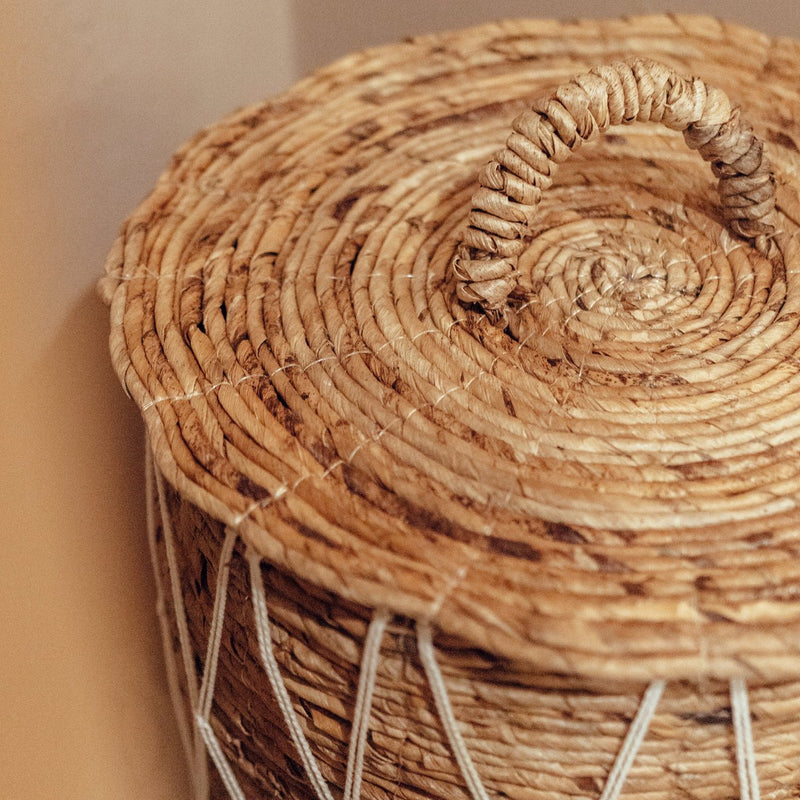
(453, 58, 777, 325)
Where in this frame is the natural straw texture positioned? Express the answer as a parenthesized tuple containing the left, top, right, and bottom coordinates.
(102, 14, 800, 800)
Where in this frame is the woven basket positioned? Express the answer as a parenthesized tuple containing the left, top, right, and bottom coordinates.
(101, 15, 800, 800)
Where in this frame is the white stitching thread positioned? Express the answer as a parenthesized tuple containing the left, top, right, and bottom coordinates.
(153, 458, 210, 798)
(417, 620, 491, 800)
(731, 676, 761, 800)
(145, 441, 202, 796)
(598, 680, 665, 800)
(344, 607, 391, 800)
(248, 549, 336, 800)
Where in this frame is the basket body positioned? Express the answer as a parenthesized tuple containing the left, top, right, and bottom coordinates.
(154, 477, 800, 799)
(103, 14, 800, 800)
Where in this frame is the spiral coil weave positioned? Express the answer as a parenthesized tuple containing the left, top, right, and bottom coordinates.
(102, 15, 800, 800)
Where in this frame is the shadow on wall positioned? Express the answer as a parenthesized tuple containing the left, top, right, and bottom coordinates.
(45, 287, 192, 782)
(290, 0, 800, 78)
(35, 287, 147, 576)
(3, 284, 192, 797)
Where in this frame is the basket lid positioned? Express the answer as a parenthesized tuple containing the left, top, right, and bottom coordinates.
(101, 15, 800, 683)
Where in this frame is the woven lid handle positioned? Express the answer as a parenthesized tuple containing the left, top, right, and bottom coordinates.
(453, 58, 777, 326)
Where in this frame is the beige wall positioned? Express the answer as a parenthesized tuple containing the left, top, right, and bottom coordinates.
(1, 3, 295, 798)
(2, 2, 797, 798)
(292, 0, 800, 75)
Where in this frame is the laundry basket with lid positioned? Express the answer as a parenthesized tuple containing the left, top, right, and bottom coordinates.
(100, 14, 800, 800)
